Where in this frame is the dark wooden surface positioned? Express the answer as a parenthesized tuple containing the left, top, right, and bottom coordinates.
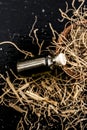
(0, 0, 86, 129)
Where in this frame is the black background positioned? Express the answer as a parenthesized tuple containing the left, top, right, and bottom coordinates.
(0, 0, 69, 41)
(0, 0, 86, 129)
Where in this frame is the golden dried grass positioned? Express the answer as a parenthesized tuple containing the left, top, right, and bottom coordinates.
(0, 0, 87, 130)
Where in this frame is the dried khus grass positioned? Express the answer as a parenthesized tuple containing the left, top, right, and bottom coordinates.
(0, 0, 87, 130)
